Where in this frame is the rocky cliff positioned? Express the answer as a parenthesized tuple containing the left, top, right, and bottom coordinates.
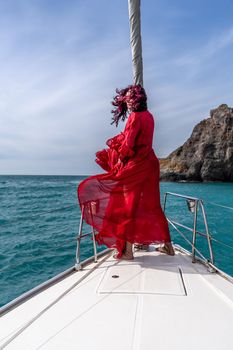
(159, 104, 233, 182)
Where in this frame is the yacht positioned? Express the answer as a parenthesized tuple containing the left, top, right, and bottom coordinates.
(0, 191, 233, 349)
(1, 1, 232, 348)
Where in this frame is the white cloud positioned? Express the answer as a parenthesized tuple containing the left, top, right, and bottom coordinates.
(174, 26, 233, 74)
(1, 2, 233, 174)
(0, 4, 133, 174)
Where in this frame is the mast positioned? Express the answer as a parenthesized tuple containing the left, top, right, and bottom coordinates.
(128, 0, 143, 86)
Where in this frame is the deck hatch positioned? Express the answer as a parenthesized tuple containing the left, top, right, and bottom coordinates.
(98, 264, 186, 296)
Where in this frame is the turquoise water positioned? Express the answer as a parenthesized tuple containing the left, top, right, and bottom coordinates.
(0, 175, 233, 307)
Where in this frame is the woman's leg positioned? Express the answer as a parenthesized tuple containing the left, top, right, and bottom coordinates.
(122, 241, 134, 259)
(119, 185, 143, 259)
(113, 241, 134, 260)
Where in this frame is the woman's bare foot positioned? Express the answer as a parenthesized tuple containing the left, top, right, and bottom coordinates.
(113, 252, 134, 260)
(134, 244, 149, 251)
(155, 243, 175, 256)
(121, 252, 134, 260)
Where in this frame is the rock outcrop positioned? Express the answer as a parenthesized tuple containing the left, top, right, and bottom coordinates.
(159, 104, 233, 182)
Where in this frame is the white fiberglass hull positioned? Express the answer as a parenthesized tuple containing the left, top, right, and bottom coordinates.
(0, 245, 233, 350)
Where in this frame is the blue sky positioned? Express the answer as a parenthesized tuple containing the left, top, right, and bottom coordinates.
(1, 0, 233, 175)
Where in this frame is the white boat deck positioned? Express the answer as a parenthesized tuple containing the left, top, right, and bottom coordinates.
(1, 245, 233, 350)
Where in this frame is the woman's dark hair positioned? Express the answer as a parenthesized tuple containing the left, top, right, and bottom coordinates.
(111, 84, 147, 126)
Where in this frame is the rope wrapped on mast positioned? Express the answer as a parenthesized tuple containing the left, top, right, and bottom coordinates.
(128, 0, 143, 86)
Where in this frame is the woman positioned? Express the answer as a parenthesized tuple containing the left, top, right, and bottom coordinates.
(77, 85, 175, 260)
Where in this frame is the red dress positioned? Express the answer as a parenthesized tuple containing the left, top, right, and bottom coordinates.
(77, 110, 172, 257)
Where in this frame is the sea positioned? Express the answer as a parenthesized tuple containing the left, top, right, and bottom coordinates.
(0, 175, 233, 308)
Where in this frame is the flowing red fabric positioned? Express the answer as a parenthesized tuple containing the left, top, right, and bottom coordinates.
(77, 110, 172, 257)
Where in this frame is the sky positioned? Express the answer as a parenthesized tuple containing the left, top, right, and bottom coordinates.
(1, 0, 233, 175)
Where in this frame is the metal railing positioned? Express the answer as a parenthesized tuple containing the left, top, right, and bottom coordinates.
(163, 192, 233, 277)
(76, 193, 233, 278)
(75, 202, 98, 270)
